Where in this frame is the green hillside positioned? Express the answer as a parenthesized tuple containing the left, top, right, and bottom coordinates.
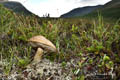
(101, 0, 120, 19)
(0, 1, 33, 15)
(0, 4, 120, 79)
(85, 0, 120, 19)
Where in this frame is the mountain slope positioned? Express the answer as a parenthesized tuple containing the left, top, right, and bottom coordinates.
(61, 5, 102, 18)
(61, 0, 120, 19)
(103, 0, 120, 8)
(0, 1, 33, 15)
(99, 0, 120, 19)
(83, 0, 120, 19)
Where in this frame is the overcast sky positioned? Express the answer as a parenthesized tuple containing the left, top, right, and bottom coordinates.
(9, 0, 111, 17)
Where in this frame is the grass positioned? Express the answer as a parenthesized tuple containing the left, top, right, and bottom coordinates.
(0, 4, 120, 79)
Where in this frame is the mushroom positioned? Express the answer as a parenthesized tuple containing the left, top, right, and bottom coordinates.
(28, 35, 57, 63)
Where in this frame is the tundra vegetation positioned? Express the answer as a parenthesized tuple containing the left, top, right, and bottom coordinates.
(0, 4, 120, 79)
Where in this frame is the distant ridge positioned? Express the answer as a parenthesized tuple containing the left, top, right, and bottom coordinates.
(60, 5, 102, 18)
(0, 1, 33, 15)
(85, 0, 120, 19)
(61, 0, 120, 19)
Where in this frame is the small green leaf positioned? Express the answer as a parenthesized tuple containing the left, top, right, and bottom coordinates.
(89, 59, 93, 64)
(103, 55, 110, 62)
(108, 61, 114, 67)
(61, 61, 66, 67)
(18, 35, 27, 41)
(77, 75, 85, 80)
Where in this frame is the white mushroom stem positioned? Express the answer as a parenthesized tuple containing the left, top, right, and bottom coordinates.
(33, 48, 43, 63)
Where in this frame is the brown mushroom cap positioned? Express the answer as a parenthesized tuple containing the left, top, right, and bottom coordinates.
(28, 35, 56, 52)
